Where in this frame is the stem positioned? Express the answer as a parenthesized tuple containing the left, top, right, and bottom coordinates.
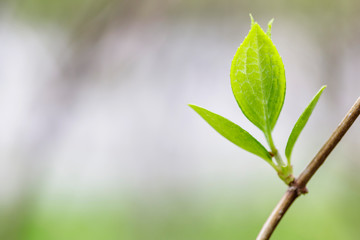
(273, 151, 285, 167)
(266, 132, 286, 167)
(257, 97, 360, 240)
(266, 131, 294, 185)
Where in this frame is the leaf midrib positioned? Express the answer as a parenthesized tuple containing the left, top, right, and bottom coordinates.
(254, 25, 270, 134)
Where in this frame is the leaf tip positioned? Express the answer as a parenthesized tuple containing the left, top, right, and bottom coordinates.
(266, 18, 274, 38)
(316, 85, 327, 97)
(189, 104, 204, 115)
(188, 104, 197, 110)
(249, 13, 255, 26)
(268, 18, 275, 25)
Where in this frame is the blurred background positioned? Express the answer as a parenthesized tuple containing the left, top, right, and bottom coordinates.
(0, 0, 359, 239)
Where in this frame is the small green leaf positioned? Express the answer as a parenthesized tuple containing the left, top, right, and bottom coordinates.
(249, 13, 255, 26)
(189, 104, 272, 162)
(230, 17, 286, 140)
(266, 18, 274, 38)
(285, 85, 327, 161)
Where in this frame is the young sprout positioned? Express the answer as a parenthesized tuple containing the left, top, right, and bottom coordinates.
(189, 15, 325, 185)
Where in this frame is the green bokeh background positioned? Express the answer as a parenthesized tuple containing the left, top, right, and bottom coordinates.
(0, 0, 359, 239)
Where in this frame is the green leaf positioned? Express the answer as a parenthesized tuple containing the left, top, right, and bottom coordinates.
(230, 18, 286, 139)
(285, 85, 327, 161)
(266, 18, 274, 38)
(249, 13, 255, 26)
(189, 104, 272, 162)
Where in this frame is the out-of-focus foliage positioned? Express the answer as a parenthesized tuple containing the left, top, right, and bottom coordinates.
(11, 0, 105, 25)
(1, 181, 360, 240)
(0, 0, 359, 239)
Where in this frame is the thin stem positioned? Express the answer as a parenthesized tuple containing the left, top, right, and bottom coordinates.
(266, 132, 286, 167)
(273, 151, 285, 167)
(266, 132, 276, 151)
(286, 155, 291, 167)
(266, 132, 293, 185)
(257, 97, 360, 240)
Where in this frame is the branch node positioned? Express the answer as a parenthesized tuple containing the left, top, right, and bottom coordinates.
(289, 180, 309, 195)
(298, 186, 309, 195)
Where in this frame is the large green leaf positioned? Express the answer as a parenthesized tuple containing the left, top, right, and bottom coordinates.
(230, 19, 286, 138)
(285, 86, 326, 161)
(189, 104, 272, 162)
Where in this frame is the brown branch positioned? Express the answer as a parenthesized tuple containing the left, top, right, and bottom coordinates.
(257, 97, 360, 240)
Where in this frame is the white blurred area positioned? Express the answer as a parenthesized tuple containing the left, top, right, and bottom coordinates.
(0, 1, 359, 209)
